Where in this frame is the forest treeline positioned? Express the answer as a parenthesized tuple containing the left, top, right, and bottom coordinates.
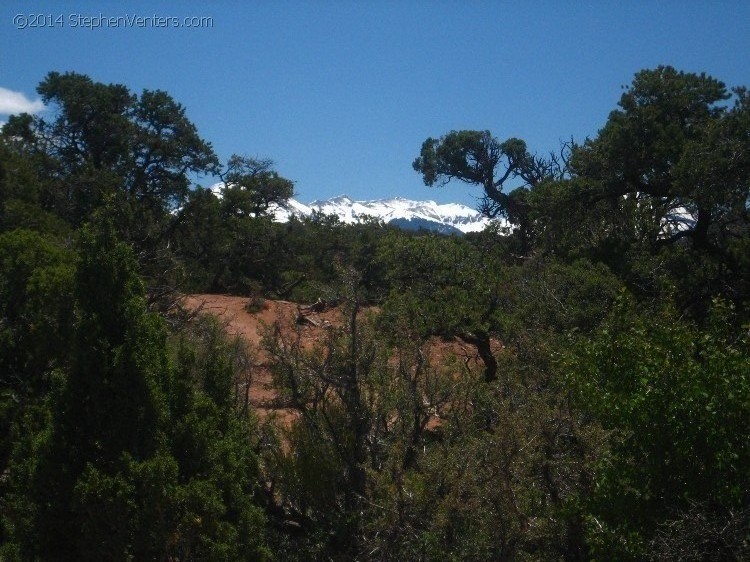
(0, 67, 748, 560)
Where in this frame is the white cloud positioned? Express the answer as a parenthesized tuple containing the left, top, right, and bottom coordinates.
(0, 87, 45, 115)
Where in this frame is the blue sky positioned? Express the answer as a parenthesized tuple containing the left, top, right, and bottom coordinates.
(1, 1, 748, 207)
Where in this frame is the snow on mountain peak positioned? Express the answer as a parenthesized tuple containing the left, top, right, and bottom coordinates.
(275, 194, 502, 234)
(204, 183, 500, 234)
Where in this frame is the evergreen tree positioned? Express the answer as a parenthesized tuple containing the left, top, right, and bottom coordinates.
(1, 214, 268, 560)
(2, 72, 219, 228)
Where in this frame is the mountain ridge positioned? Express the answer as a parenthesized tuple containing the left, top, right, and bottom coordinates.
(273, 193, 501, 234)
(206, 182, 502, 234)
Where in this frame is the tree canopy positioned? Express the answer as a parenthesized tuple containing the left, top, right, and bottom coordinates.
(3, 71, 219, 228)
(570, 65, 749, 251)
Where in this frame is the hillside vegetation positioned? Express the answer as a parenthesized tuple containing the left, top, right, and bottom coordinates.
(1, 67, 748, 560)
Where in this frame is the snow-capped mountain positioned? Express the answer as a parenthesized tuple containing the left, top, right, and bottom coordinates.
(273, 195, 500, 234)
(205, 182, 501, 234)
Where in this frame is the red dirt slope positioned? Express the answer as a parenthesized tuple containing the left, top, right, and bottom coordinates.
(183, 294, 501, 426)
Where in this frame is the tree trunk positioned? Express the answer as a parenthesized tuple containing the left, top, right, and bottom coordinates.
(458, 331, 498, 383)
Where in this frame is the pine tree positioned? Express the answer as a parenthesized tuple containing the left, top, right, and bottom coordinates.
(2, 213, 268, 560)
